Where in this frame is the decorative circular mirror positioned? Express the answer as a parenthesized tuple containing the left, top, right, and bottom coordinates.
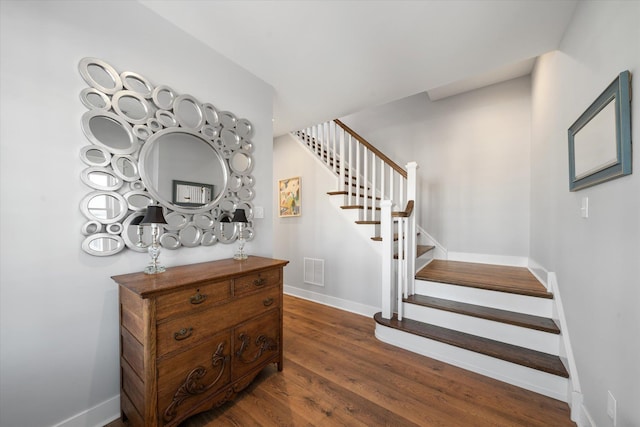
(78, 57, 256, 256)
(139, 129, 228, 214)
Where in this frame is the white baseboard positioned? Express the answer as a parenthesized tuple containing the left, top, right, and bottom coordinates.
(447, 251, 528, 267)
(284, 285, 379, 318)
(52, 395, 119, 427)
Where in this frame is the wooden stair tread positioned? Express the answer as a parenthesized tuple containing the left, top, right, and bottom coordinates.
(416, 260, 552, 299)
(394, 245, 434, 259)
(341, 205, 381, 211)
(374, 313, 568, 378)
(355, 220, 380, 225)
(404, 295, 560, 334)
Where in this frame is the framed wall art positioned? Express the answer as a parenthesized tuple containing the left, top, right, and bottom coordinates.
(568, 70, 632, 191)
(278, 177, 301, 217)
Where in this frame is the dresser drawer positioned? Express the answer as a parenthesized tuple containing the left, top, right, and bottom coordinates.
(232, 309, 280, 381)
(234, 268, 281, 296)
(156, 279, 231, 321)
(157, 331, 231, 426)
(157, 286, 280, 357)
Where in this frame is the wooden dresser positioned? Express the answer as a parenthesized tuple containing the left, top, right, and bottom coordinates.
(112, 256, 289, 427)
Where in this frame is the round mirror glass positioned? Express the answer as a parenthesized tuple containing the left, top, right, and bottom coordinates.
(179, 224, 202, 247)
(81, 167, 123, 191)
(82, 111, 138, 155)
(123, 190, 153, 211)
(165, 212, 190, 231)
(174, 95, 204, 130)
(80, 146, 111, 167)
(236, 119, 253, 139)
(80, 191, 127, 224)
(113, 91, 152, 124)
(139, 129, 228, 214)
(152, 85, 175, 110)
(194, 213, 215, 229)
(112, 155, 139, 181)
(82, 233, 125, 256)
(160, 233, 181, 249)
(203, 103, 219, 125)
(219, 111, 237, 128)
(229, 152, 252, 174)
(121, 71, 153, 98)
(122, 212, 150, 252)
(80, 88, 110, 110)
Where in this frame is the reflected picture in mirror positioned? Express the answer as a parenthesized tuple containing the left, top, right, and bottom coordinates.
(78, 57, 256, 256)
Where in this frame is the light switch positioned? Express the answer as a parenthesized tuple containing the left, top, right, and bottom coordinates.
(581, 197, 589, 218)
(254, 206, 264, 219)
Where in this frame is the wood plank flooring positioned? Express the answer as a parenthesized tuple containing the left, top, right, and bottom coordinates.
(107, 295, 574, 427)
(416, 260, 553, 298)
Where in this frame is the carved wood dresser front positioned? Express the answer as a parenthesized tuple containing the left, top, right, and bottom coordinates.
(112, 256, 289, 427)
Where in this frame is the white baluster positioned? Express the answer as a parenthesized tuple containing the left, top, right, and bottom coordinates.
(339, 128, 345, 193)
(363, 147, 369, 220)
(381, 200, 394, 319)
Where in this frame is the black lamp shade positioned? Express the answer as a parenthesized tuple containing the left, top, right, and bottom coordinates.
(130, 215, 144, 226)
(141, 205, 168, 225)
(231, 209, 248, 223)
(219, 215, 232, 223)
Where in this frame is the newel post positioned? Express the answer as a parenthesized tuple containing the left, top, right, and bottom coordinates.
(381, 200, 394, 319)
(406, 162, 418, 296)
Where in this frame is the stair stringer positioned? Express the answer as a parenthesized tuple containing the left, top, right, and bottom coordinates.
(374, 322, 569, 401)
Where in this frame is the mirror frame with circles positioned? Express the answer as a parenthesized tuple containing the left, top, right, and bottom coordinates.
(78, 57, 256, 256)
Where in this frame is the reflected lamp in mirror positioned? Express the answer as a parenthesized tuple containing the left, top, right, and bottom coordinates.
(130, 214, 147, 248)
(231, 209, 248, 260)
(140, 205, 168, 274)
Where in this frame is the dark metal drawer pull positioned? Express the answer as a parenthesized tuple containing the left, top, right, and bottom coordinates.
(263, 298, 274, 306)
(174, 327, 193, 341)
(253, 277, 266, 287)
(190, 291, 207, 305)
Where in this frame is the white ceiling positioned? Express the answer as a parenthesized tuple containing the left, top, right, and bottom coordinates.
(139, 0, 578, 136)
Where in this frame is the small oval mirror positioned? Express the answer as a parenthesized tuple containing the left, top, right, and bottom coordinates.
(219, 111, 237, 129)
(174, 95, 204, 130)
(80, 88, 111, 110)
(78, 58, 122, 94)
(81, 220, 103, 235)
(123, 190, 153, 211)
(156, 110, 178, 128)
(81, 167, 123, 191)
(160, 232, 181, 249)
(106, 223, 123, 235)
(203, 103, 219, 125)
(237, 187, 254, 201)
(179, 224, 202, 247)
(133, 125, 152, 140)
(194, 213, 215, 229)
(80, 146, 111, 167)
(215, 219, 236, 243)
(229, 152, 252, 174)
(236, 119, 253, 139)
(122, 212, 149, 252)
(82, 110, 138, 155)
(165, 212, 190, 231)
(81, 233, 125, 256)
(80, 191, 127, 224)
(228, 174, 243, 191)
(152, 85, 176, 110)
(111, 155, 139, 182)
(201, 230, 217, 246)
(113, 90, 152, 125)
(121, 71, 153, 98)
(221, 128, 241, 150)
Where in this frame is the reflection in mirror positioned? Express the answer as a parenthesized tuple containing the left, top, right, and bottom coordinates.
(79, 58, 122, 95)
(215, 219, 236, 243)
(174, 95, 204, 130)
(219, 111, 237, 128)
(228, 174, 243, 191)
(156, 110, 178, 128)
(236, 119, 253, 139)
(80, 146, 111, 167)
(202, 124, 220, 139)
(81, 167, 123, 191)
(82, 110, 138, 155)
(106, 223, 123, 235)
(82, 233, 125, 256)
(242, 175, 255, 187)
(122, 212, 150, 252)
(133, 124, 152, 140)
(203, 103, 219, 125)
(238, 202, 254, 220)
(201, 231, 216, 246)
(130, 181, 145, 191)
(80, 191, 127, 224)
(237, 187, 254, 201)
(147, 118, 162, 132)
(121, 71, 153, 98)
(140, 129, 227, 214)
(194, 213, 215, 229)
(219, 198, 237, 212)
(221, 129, 241, 150)
(112, 155, 139, 181)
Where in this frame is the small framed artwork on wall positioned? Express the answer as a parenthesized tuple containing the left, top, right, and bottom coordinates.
(278, 176, 301, 217)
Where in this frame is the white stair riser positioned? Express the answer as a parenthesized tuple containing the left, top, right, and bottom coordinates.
(415, 280, 553, 318)
(403, 303, 560, 355)
(375, 323, 569, 402)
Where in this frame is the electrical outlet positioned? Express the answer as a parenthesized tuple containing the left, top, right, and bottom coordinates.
(607, 391, 617, 426)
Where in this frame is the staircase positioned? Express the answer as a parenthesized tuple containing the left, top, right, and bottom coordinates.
(292, 122, 572, 404)
(374, 260, 570, 402)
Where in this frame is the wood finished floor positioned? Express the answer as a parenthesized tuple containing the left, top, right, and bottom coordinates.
(107, 295, 574, 427)
(416, 260, 552, 298)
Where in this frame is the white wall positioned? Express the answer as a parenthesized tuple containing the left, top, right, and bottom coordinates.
(273, 134, 381, 314)
(340, 77, 532, 261)
(530, 2, 639, 426)
(0, 1, 273, 426)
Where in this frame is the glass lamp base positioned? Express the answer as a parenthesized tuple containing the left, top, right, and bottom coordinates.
(144, 264, 166, 274)
(233, 252, 248, 260)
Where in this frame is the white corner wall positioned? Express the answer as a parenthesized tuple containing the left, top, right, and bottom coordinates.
(0, 1, 273, 426)
(530, 2, 639, 426)
(340, 77, 532, 260)
(273, 134, 381, 315)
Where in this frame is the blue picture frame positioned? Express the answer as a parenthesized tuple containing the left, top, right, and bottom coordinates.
(568, 71, 632, 191)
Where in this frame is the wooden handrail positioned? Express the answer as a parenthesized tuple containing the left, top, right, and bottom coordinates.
(334, 119, 407, 179)
(392, 200, 414, 218)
